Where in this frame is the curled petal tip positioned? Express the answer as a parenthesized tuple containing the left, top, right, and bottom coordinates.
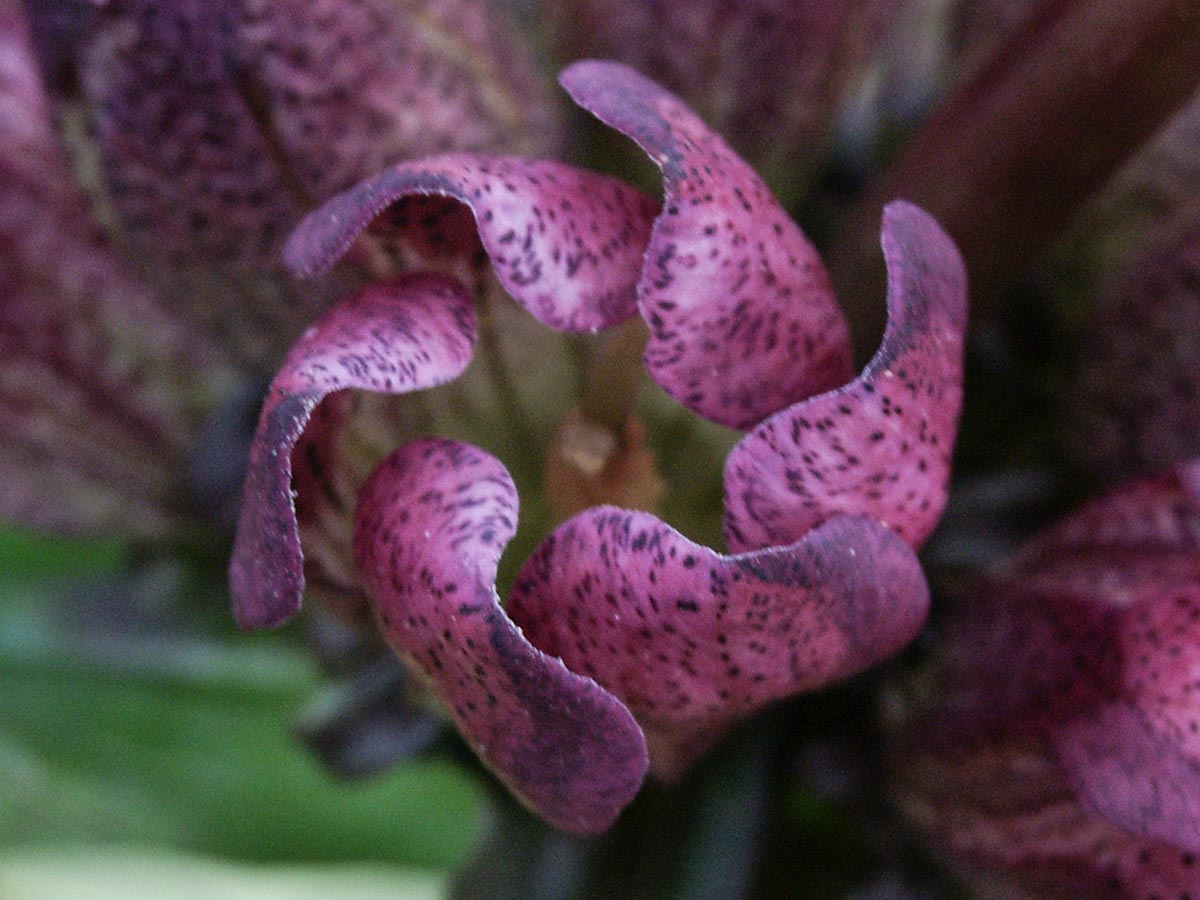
(284, 154, 658, 333)
(562, 59, 854, 429)
(230, 274, 478, 631)
(510, 508, 928, 775)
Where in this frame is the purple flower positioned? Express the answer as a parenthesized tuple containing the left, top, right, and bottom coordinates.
(230, 62, 968, 833)
(892, 462, 1200, 897)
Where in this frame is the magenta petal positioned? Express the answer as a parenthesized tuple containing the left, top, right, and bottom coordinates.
(230, 273, 477, 630)
(354, 439, 648, 834)
(1005, 465, 1200, 604)
(1053, 700, 1200, 853)
(508, 508, 929, 775)
(723, 201, 967, 553)
(560, 60, 854, 429)
(284, 154, 659, 333)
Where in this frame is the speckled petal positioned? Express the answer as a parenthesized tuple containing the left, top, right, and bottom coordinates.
(509, 508, 929, 776)
(724, 201, 967, 552)
(18, 0, 104, 96)
(230, 273, 476, 630)
(1067, 216, 1200, 478)
(560, 60, 854, 429)
(354, 438, 648, 834)
(284, 154, 659, 333)
(1055, 699, 1200, 854)
(1005, 465, 1200, 605)
(236, 0, 560, 201)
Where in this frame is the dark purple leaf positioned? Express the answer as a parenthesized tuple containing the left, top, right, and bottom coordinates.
(0, 2, 236, 537)
(236, 0, 561, 200)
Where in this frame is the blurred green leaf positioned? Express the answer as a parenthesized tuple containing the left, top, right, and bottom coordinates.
(0, 573, 481, 869)
(0, 849, 445, 900)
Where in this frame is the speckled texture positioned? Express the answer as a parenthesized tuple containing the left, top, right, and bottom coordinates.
(284, 154, 659, 333)
(561, 60, 854, 429)
(236, 0, 560, 201)
(509, 508, 928, 776)
(74, 0, 557, 369)
(0, 3, 237, 538)
(354, 438, 647, 834)
(894, 462, 1200, 898)
(230, 273, 476, 629)
(79, 0, 320, 368)
(723, 201, 967, 553)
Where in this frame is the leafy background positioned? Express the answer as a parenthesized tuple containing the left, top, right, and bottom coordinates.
(0, 525, 481, 896)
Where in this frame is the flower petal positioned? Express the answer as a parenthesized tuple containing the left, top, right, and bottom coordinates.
(723, 201, 967, 552)
(78, 0, 325, 367)
(284, 154, 659, 333)
(1053, 699, 1200, 853)
(354, 438, 648, 834)
(559, 60, 855, 429)
(508, 508, 929, 776)
(1006, 465, 1200, 605)
(235, 0, 561, 200)
(1067, 216, 1200, 478)
(230, 273, 476, 630)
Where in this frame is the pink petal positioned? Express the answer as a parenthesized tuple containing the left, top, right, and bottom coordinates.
(1006, 465, 1200, 606)
(284, 154, 659, 333)
(354, 438, 648, 834)
(508, 508, 929, 776)
(1053, 700, 1200, 853)
(559, 60, 855, 429)
(230, 273, 476, 630)
(723, 201, 967, 552)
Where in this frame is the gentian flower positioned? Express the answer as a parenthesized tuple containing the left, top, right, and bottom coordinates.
(891, 461, 1200, 897)
(230, 61, 968, 833)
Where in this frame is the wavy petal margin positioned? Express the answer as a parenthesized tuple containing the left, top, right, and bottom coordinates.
(354, 438, 648, 834)
(284, 154, 658, 333)
(560, 60, 854, 429)
(509, 508, 928, 776)
(230, 273, 476, 629)
(724, 201, 967, 553)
